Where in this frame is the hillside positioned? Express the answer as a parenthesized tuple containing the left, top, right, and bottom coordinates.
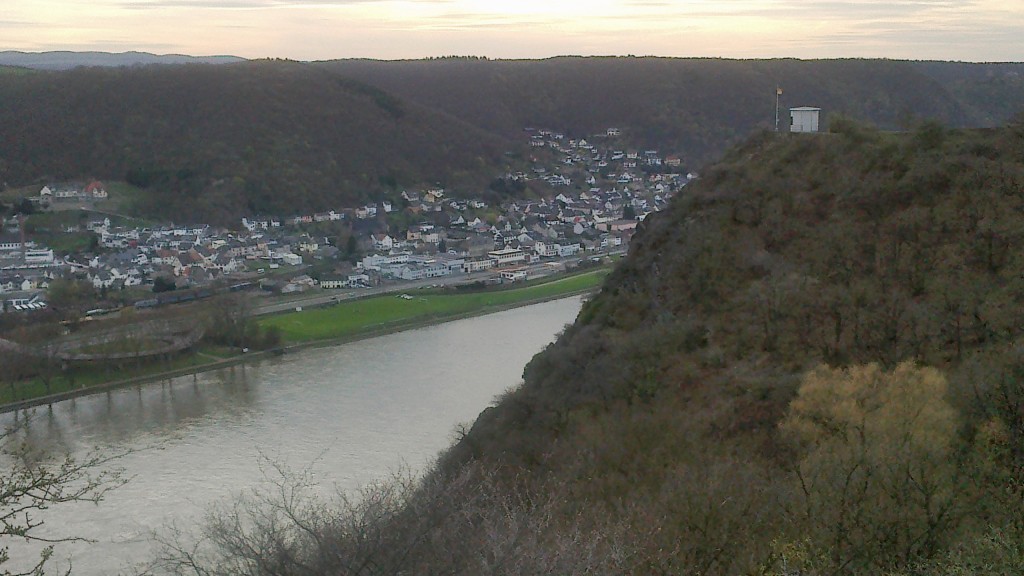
(153, 121, 1024, 575)
(0, 60, 513, 223)
(444, 120, 1024, 573)
(324, 57, 1024, 166)
(3, 57, 1023, 226)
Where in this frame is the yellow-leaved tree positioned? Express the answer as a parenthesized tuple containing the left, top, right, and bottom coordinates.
(774, 362, 963, 575)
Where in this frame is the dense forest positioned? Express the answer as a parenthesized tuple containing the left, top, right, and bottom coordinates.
(3, 57, 1024, 225)
(0, 60, 511, 224)
(323, 57, 1024, 166)
(147, 121, 1024, 574)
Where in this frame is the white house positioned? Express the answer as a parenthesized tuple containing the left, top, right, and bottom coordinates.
(280, 253, 303, 266)
(320, 277, 346, 289)
(790, 107, 821, 133)
(372, 234, 395, 251)
(500, 269, 528, 282)
(488, 247, 526, 267)
(557, 243, 582, 258)
(462, 258, 495, 274)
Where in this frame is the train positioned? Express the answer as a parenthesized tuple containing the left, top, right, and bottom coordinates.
(133, 282, 253, 310)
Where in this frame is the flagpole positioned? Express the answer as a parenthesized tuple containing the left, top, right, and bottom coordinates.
(775, 87, 782, 132)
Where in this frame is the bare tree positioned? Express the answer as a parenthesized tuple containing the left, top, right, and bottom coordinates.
(148, 457, 633, 576)
(0, 416, 127, 576)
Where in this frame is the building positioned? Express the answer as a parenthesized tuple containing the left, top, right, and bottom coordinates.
(790, 107, 821, 133)
(500, 269, 528, 283)
(488, 247, 526, 267)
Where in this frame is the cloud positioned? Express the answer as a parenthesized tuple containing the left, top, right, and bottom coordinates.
(3, 0, 1021, 61)
(118, 0, 450, 9)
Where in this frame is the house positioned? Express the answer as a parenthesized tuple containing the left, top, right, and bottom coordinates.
(424, 260, 450, 278)
(85, 181, 108, 199)
(0, 233, 25, 252)
(346, 273, 370, 287)
(290, 274, 318, 288)
(280, 253, 303, 266)
(557, 243, 582, 258)
(86, 218, 111, 232)
(54, 188, 79, 201)
(601, 220, 639, 233)
(320, 276, 346, 289)
(462, 258, 494, 274)
(500, 269, 528, 283)
(790, 107, 821, 133)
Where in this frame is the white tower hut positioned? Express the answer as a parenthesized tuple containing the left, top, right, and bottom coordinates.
(790, 107, 821, 133)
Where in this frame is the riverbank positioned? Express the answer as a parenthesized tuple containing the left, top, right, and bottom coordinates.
(0, 269, 605, 413)
(261, 268, 607, 342)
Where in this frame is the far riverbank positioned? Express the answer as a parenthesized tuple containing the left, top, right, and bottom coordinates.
(0, 269, 606, 413)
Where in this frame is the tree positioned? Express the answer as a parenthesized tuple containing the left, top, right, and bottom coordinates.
(152, 276, 176, 293)
(1, 418, 126, 575)
(622, 205, 636, 221)
(776, 362, 964, 574)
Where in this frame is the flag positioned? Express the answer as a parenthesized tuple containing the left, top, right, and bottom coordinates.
(777, 87, 783, 95)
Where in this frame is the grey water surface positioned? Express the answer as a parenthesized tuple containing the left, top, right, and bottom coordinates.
(2, 296, 582, 575)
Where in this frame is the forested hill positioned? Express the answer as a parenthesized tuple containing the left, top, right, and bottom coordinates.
(436, 121, 1024, 574)
(0, 60, 512, 223)
(3, 57, 1023, 225)
(324, 57, 1024, 166)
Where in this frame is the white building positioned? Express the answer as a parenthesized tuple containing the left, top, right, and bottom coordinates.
(488, 247, 526, 267)
(24, 249, 55, 265)
(790, 107, 821, 133)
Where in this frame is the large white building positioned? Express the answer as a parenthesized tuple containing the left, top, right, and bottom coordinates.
(488, 247, 526, 267)
(790, 107, 822, 133)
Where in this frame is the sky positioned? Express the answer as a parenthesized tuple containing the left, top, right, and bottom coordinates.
(2, 0, 1023, 62)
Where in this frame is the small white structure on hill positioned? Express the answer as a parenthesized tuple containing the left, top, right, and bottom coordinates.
(790, 107, 821, 133)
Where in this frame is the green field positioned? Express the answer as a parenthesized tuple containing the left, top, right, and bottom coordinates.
(261, 269, 609, 343)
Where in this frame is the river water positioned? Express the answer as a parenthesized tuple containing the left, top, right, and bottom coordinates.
(1, 297, 582, 575)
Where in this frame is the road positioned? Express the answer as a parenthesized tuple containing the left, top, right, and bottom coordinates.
(252, 270, 500, 316)
(250, 256, 600, 316)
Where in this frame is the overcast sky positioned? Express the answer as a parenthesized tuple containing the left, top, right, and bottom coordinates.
(3, 0, 1022, 61)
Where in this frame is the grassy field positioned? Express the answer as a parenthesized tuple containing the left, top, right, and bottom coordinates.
(261, 268, 608, 343)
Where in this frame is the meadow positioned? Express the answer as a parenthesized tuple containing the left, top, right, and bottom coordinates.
(260, 269, 608, 343)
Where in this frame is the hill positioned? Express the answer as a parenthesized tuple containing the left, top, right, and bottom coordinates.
(0, 60, 513, 223)
(0, 50, 244, 70)
(324, 57, 1024, 166)
(151, 121, 1024, 574)
(3, 57, 1024, 225)
(443, 120, 1024, 573)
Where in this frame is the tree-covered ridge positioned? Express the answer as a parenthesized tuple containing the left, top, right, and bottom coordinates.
(4, 57, 1024, 226)
(323, 57, 1024, 167)
(147, 122, 1024, 575)
(440, 121, 1024, 574)
(0, 60, 511, 224)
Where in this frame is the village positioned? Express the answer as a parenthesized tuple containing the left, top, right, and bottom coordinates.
(0, 127, 694, 314)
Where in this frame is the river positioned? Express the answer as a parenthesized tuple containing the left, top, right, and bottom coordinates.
(1, 296, 583, 575)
